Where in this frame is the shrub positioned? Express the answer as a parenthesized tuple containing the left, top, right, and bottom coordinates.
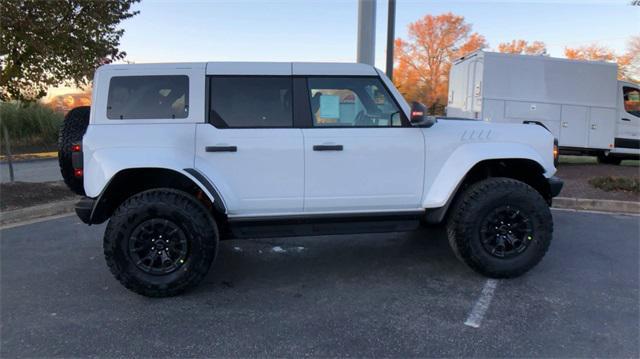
(589, 176, 640, 193)
(0, 101, 64, 154)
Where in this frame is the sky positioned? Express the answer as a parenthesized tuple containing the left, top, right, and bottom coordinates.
(49, 0, 639, 97)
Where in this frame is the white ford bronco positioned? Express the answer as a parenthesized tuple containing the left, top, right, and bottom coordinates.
(58, 62, 563, 297)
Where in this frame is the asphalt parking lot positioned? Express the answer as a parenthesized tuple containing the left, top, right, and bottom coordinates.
(1, 210, 638, 357)
(0, 159, 61, 183)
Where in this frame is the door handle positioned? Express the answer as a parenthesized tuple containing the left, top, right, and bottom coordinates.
(313, 145, 343, 151)
(622, 118, 631, 122)
(206, 145, 237, 152)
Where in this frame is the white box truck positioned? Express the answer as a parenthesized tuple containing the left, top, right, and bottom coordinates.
(447, 51, 640, 164)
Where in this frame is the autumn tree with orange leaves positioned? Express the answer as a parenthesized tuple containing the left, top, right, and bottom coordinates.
(620, 36, 640, 82)
(393, 13, 486, 114)
(564, 41, 640, 82)
(564, 44, 616, 62)
(497, 40, 547, 55)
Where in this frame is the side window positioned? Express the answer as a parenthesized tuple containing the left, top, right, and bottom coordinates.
(107, 75, 189, 119)
(209, 77, 292, 128)
(307, 77, 403, 127)
(623, 87, 640, 117)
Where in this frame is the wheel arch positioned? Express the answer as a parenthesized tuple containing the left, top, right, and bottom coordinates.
(423, 158, 552, 224)
(87, 167, 226, 224)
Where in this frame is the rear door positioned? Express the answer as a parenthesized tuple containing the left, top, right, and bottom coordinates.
(195, 71, 304, 216)
(299, 76, 425, 212)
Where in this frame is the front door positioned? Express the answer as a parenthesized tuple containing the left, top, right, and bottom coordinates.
(301, 76, 425, 212)
(195, 76, 303, 215)
(618, 85, 640, 146)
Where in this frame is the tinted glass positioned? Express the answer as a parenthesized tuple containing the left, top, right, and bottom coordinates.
(210, 77, 293, 128)
(623, 87, 640, 117)
(308, 77, 402, 127)
(107, 76, 189, 119)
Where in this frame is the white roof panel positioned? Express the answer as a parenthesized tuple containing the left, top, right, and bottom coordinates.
(205, 62, 291, 75)
(101, 62, 380, 76)
(292, 62, 377, 76)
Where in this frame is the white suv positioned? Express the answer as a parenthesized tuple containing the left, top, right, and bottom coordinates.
(58, 62, 563, 297)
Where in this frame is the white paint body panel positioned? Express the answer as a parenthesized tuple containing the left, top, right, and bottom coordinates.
(302, 128, 425, 211)
(447, 51, 639, 155)
(292, 62, 377, 76)
(194, 126, 304, 215)
(206, 62, 291, 76)
(82, 61, 558, 218)
(421, 120, 555, 208)
(82, 124, 203, 198)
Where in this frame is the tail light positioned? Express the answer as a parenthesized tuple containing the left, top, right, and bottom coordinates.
(71, 143, 83, 177)
(553, 138, 559, 167)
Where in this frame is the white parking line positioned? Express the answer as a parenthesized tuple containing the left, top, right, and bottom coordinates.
(0, 213, 74, 230)
(464, 279, 498, 328)
(551, 207, 639, 217)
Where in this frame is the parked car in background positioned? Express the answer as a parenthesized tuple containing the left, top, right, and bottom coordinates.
(447, 51, 640, 164)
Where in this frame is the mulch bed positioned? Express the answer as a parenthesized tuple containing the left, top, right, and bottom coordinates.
(0, 181, 77, 212)
(556, 163, 640, 202)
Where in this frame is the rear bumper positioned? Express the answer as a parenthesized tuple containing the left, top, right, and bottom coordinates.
(75, 197, 96, 224)
(548, 176, 564, 198)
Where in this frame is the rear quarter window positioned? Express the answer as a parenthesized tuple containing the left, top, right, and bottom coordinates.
(107, 75, 189, 120)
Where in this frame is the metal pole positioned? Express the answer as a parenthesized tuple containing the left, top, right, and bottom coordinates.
(385, 0, 396, 80)
(357, 0, 376, 65)
(2, 125, 14, 182)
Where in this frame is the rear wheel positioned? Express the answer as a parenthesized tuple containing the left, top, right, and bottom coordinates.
(446, 177, 553, 278)
(58, 106, 90, 195)
(597, 153, 622, 165)
(103, 189, 218, 297)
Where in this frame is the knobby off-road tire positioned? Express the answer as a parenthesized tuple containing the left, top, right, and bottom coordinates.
(446, 177, 553, 278)
(104, 189, 219, 297)
(58, 106, 90, 195)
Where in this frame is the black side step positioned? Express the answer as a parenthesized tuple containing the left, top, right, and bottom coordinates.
(227, 211, 424, 239)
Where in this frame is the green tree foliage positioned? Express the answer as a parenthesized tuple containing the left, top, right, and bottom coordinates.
(0, 0, 140, 101)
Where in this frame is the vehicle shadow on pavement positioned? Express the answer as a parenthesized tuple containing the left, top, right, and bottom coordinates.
(192, 225, 482, 297)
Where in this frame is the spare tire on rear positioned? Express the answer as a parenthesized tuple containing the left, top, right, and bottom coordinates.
(58, 106, 90, 195)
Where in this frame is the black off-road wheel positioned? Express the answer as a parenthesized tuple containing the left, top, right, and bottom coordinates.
(103, 189, 219, 297)
(446, 177, 553, 278)
(58, 106, 90, 195)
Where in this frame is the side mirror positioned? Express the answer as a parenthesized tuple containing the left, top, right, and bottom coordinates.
(410, 102, 436, 128)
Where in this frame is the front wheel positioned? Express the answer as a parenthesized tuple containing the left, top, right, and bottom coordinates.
(446, 177, 553, 278)
(103, 189, 218, 297)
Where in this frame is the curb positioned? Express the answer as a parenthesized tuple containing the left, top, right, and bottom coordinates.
(0, 199, 77, 227)
(553, 197, 640, 214)
(1, 156, 58, 164)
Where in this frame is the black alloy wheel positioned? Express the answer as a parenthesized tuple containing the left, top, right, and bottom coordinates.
(479, 206, 533, 259)
(128, 219, 189, 275)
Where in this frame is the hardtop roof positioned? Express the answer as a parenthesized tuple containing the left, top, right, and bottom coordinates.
(98, 62, 380, 76)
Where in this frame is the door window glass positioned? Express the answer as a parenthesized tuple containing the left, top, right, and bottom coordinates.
(623, 87, 640, 117)
(107, 75, 189, 119)
(307, 77, 403, 127)
(210, 77, 293, 128)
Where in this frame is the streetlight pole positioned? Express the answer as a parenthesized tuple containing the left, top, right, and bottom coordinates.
(356, 0, 376, 65)
(385, 0, 396, 80)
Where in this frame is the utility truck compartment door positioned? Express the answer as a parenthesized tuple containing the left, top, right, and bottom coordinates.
(589, 107, 616, 149)
(560, 105, 588, 147)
